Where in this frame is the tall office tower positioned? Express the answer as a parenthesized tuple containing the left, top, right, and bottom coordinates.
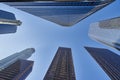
(85, 47, 120, 80)
(0, 59, 34, 80)
(44, 47, 76, 80)
(0, 48, 35, 70)
(89, 17, 120, 50)
(3, 0, 114, 26)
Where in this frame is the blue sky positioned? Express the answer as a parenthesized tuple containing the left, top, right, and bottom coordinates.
(0, 0, 120, 80)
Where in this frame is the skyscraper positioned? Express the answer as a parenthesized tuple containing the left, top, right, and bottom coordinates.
(0, 48, 35, 80)
(89, 17, 120, 50)
(85, 47, 120, 80)
(44, 47, 76, 80)
(0, 59, 34, 80)
(3, 0, 115, 26)
(0, 48, 35, 70)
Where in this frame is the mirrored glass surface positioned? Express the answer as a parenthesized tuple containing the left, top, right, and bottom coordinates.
(89, 17, 120, 50)
(4, 0, 114, 26)
(0, 0, 119, 80)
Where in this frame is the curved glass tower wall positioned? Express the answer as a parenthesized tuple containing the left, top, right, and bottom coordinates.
(89, 17, 120, 50)
(0, 48, 35, 70)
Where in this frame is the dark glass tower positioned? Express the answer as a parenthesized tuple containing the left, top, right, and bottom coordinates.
(0, 48, 35, 80)
(44, 47, 76, 80)
(3, 0, 115, 26)
(85, 47, 120, 80)
(0, 59, 34, 80)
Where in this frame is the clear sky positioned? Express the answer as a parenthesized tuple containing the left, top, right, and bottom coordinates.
(0, 0, 120, 80)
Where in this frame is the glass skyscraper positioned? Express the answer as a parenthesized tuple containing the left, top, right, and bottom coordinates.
(0, 59, 34, 80)
(0, 48, 35, 70)
(85, 47, 120, 80)
(89, 17, 120, 50)
(44, 47, 76, 80)
(3, 0, 115, 26)
(0, 48, 35, 80)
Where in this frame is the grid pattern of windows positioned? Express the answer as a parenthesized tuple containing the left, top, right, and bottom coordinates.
(0, 59, 33, 80)
(4, 0, 114, 26)
(0, 60, 20, 80)
(44, 47, 76, 80)
(85, 47, 120, 80)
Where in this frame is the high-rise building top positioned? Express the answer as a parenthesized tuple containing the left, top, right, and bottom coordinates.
(0, 59, 34, 80)
(0, 48, 35, 70)
(44, 47, 76, 80)
(99, 17, 120, 29)
(3, 0, 115, 26)
(89, 17, 120, 50)
(85, 47, 120, 80)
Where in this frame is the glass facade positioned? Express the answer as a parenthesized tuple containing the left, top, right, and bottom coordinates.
(89, 17, 120, 50)
(44, 47, 76, 80)
(0, 59, 34, 80)
(0, 48, 35, 71)
(85, 47, 120, 80)
(4, 0, 114, 26)
(0, 10, 16, 20)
